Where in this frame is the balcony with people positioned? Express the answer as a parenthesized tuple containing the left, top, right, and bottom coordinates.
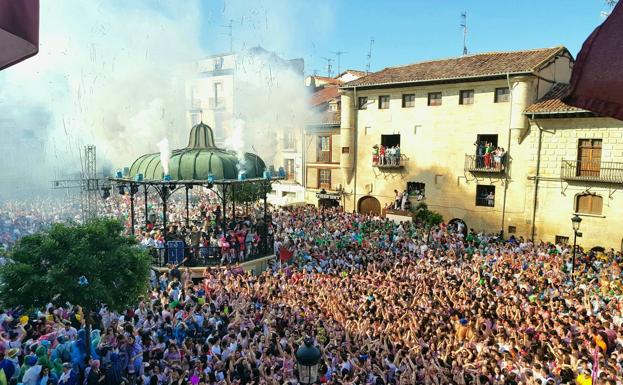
(465, 135, 507, 174)
(372, 134, 404, 169)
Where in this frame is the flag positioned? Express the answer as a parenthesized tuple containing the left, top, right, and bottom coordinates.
(279, 247, 293, 262)
(563, 1, 623, 120)
(0, 0, 39, 70)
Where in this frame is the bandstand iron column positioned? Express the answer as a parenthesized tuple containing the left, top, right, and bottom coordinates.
(162, 185, 169, 240)
(143, 185, 149, 226)
(231, 183, 236, 222)
(263, 180, 268, 255)
(185, 185, 190, 228)
(129, 182, 136, 235)
(221, 184, 228, 232)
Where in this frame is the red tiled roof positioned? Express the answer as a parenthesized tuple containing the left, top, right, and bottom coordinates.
(310, 86, 340, 107)
(343, 47, 569, 88)
(313, 76, 343, 85)
(525, 83, 586, 114)
(339, 69, 366, 78)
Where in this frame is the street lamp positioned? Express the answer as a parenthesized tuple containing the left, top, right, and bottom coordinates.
(295, 337, 322, 384)
(571, 214, 582, 286)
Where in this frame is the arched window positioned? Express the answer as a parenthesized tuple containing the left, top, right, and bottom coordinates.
(575, 193, 603, 215)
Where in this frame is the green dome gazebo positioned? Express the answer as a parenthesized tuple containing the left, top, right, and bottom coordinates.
(129, 122, 266, 181)
(110, 123, 278, 261)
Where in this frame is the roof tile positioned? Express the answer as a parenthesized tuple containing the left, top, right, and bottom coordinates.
(525, 83, 586, 114)
(344, 47, 567, 88)
(310, 86, 340, 107)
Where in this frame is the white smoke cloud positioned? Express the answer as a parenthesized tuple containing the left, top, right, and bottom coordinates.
(223, 118, 247, 175)
(0, 0, 336, 199)
(156, 138, 171, 176)
(0, 0, 204, 198)
(229, 48, 311, 168)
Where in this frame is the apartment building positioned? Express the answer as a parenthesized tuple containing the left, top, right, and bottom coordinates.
(303, 71, 364, 207)
(320, 46, 623, 249)
(187, 47, 306, 205)
(525, 83, 623, 250)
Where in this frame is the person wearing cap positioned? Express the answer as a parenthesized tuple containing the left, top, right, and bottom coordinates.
(58, 362, 77, 385)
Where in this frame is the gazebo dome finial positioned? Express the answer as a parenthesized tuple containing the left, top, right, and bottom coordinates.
(187, 122, 216, 149)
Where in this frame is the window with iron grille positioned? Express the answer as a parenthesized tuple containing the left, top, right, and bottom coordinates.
(459, 89, 474, 105)
(475, 185, 495, 207)
(283, 130, 295, 150)
(318, 169, 331, 188)
(285, 159, 295, 181)
(402, 94, 415, 108)
(317, 135, 331, 162)
(494, 87, 510, 103)
(555, 235, 570, 245)
(378, 95, 390, 109)
(428, 92, 442, 106)
(358, 96, 368, 110)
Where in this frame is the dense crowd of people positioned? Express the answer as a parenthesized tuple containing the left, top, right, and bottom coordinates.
(0, 198, 81, 252)
(1, 202, 622, 384)
(1, 191, 271, 265)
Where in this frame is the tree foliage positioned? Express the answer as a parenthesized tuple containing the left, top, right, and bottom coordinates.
(413, 202, 444, 227)
(0, 218, 151, 313)
(232, 181, 272, 204)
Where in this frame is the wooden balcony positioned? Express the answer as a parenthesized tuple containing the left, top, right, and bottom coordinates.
(561, 160, 623, 183)
(464, 154, 507, 174)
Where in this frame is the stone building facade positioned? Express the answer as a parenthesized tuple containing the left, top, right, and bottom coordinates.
(301, 46, 623, 250)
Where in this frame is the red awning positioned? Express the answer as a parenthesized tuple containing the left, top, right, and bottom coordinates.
(0, 0, 39, 71)
(563, 1, 623, 120)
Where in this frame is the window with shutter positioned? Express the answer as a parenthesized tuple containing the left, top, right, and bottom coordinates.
(577, 139, 602, 177)
(575, 193, 603, 215)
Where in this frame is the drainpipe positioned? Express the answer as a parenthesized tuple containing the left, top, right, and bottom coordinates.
(500, 73, 512, 238)
(531, 117, 543, 241)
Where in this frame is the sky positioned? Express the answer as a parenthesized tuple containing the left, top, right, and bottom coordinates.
(199, 0, 614, 76)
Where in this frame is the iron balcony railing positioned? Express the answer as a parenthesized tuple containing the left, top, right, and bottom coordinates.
(561, 160, 623, 183)
(317, 151, 331, 163)
(372, 154, 405, 169)
(465, 154, 507, 173)
(207, 97, 225, 109)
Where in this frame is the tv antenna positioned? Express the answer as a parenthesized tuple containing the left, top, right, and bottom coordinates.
(321, 57, 333, 77)
(222, 19, 234, 52)
(366, 37, 374, 74)
(330, 50, 347, 76)
(601, 0, 616, 18)
(461, 12, 468, 56)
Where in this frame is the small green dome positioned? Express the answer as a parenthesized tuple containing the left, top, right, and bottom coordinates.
(129, 122, 266, 180)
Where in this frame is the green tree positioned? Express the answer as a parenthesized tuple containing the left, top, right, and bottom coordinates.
(413, 202, 444, 227)
(0, 218, 151, 361)
(232, 181, 272, 204)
